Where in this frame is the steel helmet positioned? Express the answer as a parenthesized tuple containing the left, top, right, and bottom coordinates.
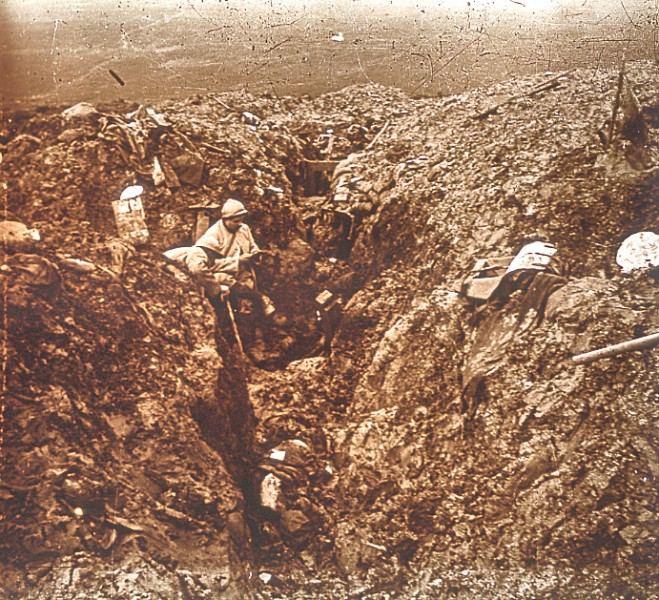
(221, 199, 248, 219)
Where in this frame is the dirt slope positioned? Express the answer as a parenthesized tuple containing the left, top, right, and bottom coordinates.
(251, 63, 659, 598)
(1, 62, 657, 598)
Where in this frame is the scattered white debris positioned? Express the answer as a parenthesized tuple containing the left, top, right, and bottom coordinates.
(616, 231, 659, 273)
(270, 449, 286, 461)
(506, 241, 557, 273)
(119, 185, 144, 201)
(362, 540, 386, 551)
(260, 472, 283, 511)
(62, 102, 98, 119)
(241, 111, 261, 127)
(0, 221, 40, 253)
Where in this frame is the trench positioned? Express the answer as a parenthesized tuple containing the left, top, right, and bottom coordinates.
(162, 67, 659, 585)
(188, 137, 373, 564)
(3, 61, 659, 597)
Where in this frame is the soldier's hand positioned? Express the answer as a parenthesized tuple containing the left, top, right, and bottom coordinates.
(248, 250, 268, 262)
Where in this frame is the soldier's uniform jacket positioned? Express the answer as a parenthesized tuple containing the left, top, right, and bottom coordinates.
(184, 220, 259, 297)
(195, 220, 259, 272)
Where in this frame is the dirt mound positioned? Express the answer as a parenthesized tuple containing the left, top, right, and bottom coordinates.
(1, 62, 657, 598)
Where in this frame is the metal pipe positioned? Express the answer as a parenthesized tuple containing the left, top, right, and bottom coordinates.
(572, 332, 659, 365)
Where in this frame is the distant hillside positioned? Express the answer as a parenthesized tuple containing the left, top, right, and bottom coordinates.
(1, 0, 656, 106)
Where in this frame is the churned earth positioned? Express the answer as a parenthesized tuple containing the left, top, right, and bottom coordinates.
(1, 60, 657, 599)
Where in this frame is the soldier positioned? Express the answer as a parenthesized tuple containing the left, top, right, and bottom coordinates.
(185, 198, 276, 317)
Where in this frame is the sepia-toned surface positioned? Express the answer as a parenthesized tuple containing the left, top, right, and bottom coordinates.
(1, 0, 657, 106)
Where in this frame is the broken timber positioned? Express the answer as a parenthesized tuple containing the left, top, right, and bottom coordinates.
(473, 72, 571, 120)
(572, 331, 659, 365)
(606, 55, 626, 148)
(188, 202, 221, 242)
(366, 120, 390, 150)
(225, 300, 244, 354)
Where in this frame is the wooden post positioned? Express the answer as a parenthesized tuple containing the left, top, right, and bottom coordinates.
(225, 300, 244, 354)
(193, 212, 210, 243)
(606, 54, 626, 148)
(188, 203, 221, 242)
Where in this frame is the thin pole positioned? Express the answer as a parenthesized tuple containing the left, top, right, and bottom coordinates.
(225, 301, 244, 354)
(606, 52, 626, 148)
(573, 332, 659, 365)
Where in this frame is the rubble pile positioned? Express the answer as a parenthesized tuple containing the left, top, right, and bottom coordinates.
(0, 234, 251, 596)
(250, 63, 659, 597)
(1, 61, 657, 598)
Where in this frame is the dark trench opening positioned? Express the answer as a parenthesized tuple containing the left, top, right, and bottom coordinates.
(186, 133, 376, 565)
